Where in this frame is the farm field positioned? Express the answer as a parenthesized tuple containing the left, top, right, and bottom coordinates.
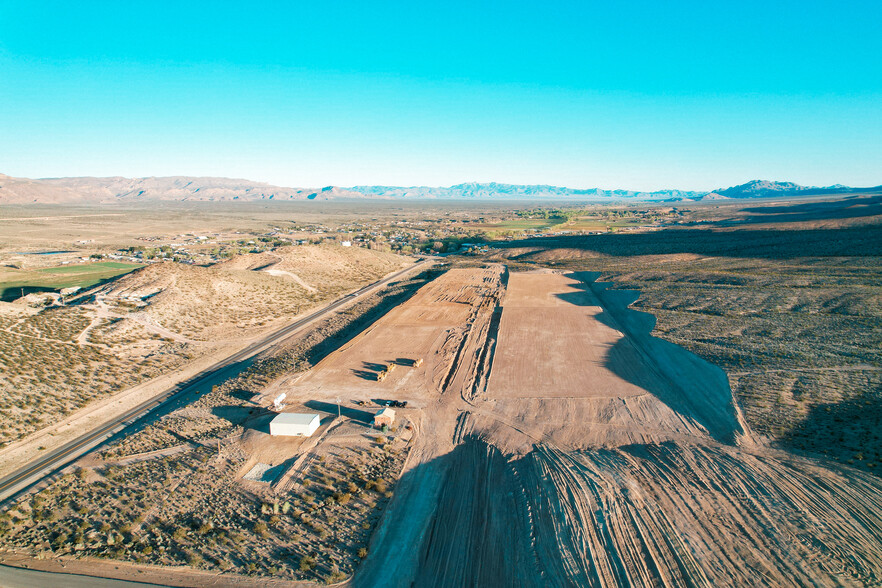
(0, 261, 142, 301)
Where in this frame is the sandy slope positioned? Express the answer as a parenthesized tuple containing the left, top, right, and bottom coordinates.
(99, 245, 410, 340)
(413, 439, 882, 586)
(349, 268, 882, 587)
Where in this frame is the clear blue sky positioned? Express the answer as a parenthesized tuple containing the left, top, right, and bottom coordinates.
(1, 1, 880, 191)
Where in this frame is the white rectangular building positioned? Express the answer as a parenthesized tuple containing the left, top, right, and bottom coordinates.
(270, 413, 321, 437)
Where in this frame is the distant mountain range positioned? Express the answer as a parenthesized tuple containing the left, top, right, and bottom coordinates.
(348, 182, 709, 200)
(350, 180, 881, 201)
(0, 174, 878, 204)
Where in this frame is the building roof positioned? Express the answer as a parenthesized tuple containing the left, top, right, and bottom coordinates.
(375, 407, 396, 419)
(271, 412, 320, 426)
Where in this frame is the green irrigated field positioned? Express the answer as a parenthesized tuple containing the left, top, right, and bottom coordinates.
(474, 219, 561, 230)
(470, 217, 568, 238)
(0, 261, 142, 301)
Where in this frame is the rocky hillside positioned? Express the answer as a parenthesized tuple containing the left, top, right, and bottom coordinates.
(99, 244, 411, 340)
(709, 179, 881, 199)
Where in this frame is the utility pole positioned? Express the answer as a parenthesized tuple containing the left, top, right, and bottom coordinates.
(336, 397, 341, 420)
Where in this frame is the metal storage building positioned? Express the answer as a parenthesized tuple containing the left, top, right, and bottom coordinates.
(270, 413, 321, 437)
(374, 407, 395, 428)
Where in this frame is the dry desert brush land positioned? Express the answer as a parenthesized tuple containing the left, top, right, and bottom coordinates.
(0, 267, 435, 583)
(0, 244, 411, 449)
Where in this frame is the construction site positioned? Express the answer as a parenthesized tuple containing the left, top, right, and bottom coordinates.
(315, 265, 881, 587)
(1, 264, 881, 587)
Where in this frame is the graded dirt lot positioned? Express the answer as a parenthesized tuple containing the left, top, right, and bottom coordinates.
(483, 200, 882, 475)
(480, 271, 746, 452)
(354, 267, 882, 588)
(286, 266, 502, 407)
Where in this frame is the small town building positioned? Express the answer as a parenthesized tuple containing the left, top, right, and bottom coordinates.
(341, 241, 352, 247)
(374, 407, 395, 428)
(270, 413, 321, 437)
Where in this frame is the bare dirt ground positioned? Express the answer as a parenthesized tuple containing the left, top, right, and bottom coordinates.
(2, 263, 881, 587)
(286, 266, 503, 408)
(354, 267, 882, 587)
(480, 272, 747, 451)
(482, 202, 882, 475)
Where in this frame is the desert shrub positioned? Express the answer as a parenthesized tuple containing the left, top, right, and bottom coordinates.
(186, 551, 203, 567)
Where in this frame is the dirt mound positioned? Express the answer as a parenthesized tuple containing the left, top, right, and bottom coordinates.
(100, 263, 178, 299)
(100, 246, 411, 340)
(352, 268, 882, 587)
(216, 252, 280, 271)
(219, 245, 409, 281)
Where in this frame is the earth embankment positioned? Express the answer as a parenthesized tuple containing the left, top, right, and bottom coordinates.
(412, 436, 882, 587)
(355, 268, 882, 587)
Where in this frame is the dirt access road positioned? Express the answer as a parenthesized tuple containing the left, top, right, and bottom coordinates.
(350, 268, 882, 587)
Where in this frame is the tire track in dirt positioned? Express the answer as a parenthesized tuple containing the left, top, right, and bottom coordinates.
(356, 269, 882, 587)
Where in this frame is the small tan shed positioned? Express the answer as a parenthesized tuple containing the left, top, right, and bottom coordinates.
(374, 407, 395, 428)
